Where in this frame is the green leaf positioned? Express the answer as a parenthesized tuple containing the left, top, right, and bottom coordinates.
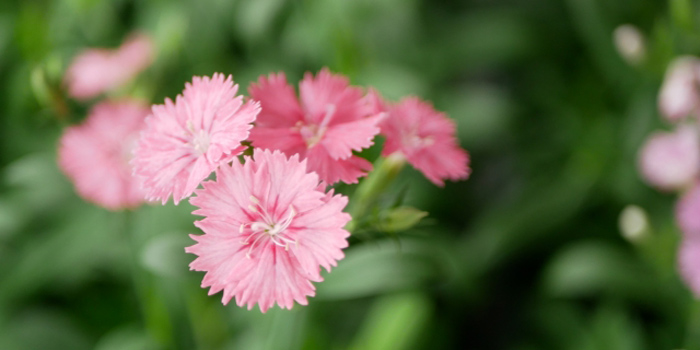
(231, 308, 308, 350)
(94, 326, 160, 350)
(578, 304, 646, 350)
(140, 232, 192, 279)
(349, 292, 431, 350)
(542, 240, 659, 303)
(0, 309, 91, 350)
(316, 239, 434, 300)
(670, 0, 693, 32)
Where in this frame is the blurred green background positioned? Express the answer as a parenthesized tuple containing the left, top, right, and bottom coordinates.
(0, 0, 697, 349)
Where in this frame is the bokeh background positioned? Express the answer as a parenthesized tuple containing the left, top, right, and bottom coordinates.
(0, 0, 696, 349)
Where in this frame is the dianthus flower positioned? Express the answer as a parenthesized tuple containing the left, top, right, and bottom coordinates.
(58, 100, 149, 210)
(248, 69, 382, 184)
(638, 126, 699, 191)
(187, 149, 351, 312)
(677, 183, 700, 237)
(64, 33, 154, 100)
(133, 74, 259, 204)
(375, 92, 470, 186)
(679, 238, 700, 297)
(659, 56, 700, 122)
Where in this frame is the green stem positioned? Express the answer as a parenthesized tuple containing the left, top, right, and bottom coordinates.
(685, 298, 700, 350)
(183, 282, 228, 350)
(121, 210, 175, 348)
(346, 153, 406, 233)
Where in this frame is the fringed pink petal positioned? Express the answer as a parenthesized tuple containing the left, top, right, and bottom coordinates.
(133, 74, 259, 204)
(187, 149, 350, 312)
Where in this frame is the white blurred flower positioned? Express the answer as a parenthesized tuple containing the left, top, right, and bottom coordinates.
(618, 205, 649, 243)
(613, 25, 646, 65)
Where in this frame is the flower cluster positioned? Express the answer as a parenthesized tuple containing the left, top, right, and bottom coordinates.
(640, 56, 700, 295)
(178, 69, 469, 311)
(58, 57, 471, 311)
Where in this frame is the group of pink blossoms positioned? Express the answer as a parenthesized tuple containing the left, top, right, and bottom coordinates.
(639, 56, 700, 296)
(57, 34, 471, 312)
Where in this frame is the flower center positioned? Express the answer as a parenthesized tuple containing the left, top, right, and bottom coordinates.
(119, 134, 138, 168)
(240, 196, 297, 258)
(187, 121, 210, 156)
(296, 104, 336, 148)
(406, 134, 434, 149)
(403, 124, 434, 151)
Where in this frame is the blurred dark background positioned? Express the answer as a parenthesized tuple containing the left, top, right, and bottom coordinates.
(0, 0, 696, 349)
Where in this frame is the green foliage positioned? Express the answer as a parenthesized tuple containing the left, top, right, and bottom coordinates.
(0, 0, 696, 349)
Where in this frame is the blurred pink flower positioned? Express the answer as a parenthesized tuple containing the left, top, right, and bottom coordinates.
(248, 69, 382, 184)
(378, 94, 470, 186)
(638, 126, 700, 191)
(659, 56, 700, 122)
(64, 33, 154, 100)
(677, 183, 700, 236)
(58, 100, 149, 210)
(679, 238, 700, 297)
(133, 74, 259, 204)
(187, 149, 351, 312)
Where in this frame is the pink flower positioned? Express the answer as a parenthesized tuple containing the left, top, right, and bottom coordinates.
(679, 238, 700, 297)
(659, 56, 700, 122)
(186, 149, 351, 312)
(677, 183, 700, 237)
(638, 126, 700, 191)
(133, 74, 260, 204)
(248, 69, 382, 184)
(65, 33, 154, 100)
(58, 100, 149, 210)
(378, 94, 470, 186)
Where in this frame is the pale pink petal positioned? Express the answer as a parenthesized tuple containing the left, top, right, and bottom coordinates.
(249, 127, 307, 157)
(364, 87, 388, 116)
(321, 114, 382, 160)
(299, 68, 367, 126)
(638, 126, 700, 191)
(305, 147, 373, 185)
(133, 73, 259, 204)
(64, 32, 154, 100)
(187, 149, 350, 312)
(116, 33, 154, 71)
(677, 183, 700, 237)
(409, 140, 471, 186)
(58, 100, 149, 210)
(292, 191, 350, 274)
